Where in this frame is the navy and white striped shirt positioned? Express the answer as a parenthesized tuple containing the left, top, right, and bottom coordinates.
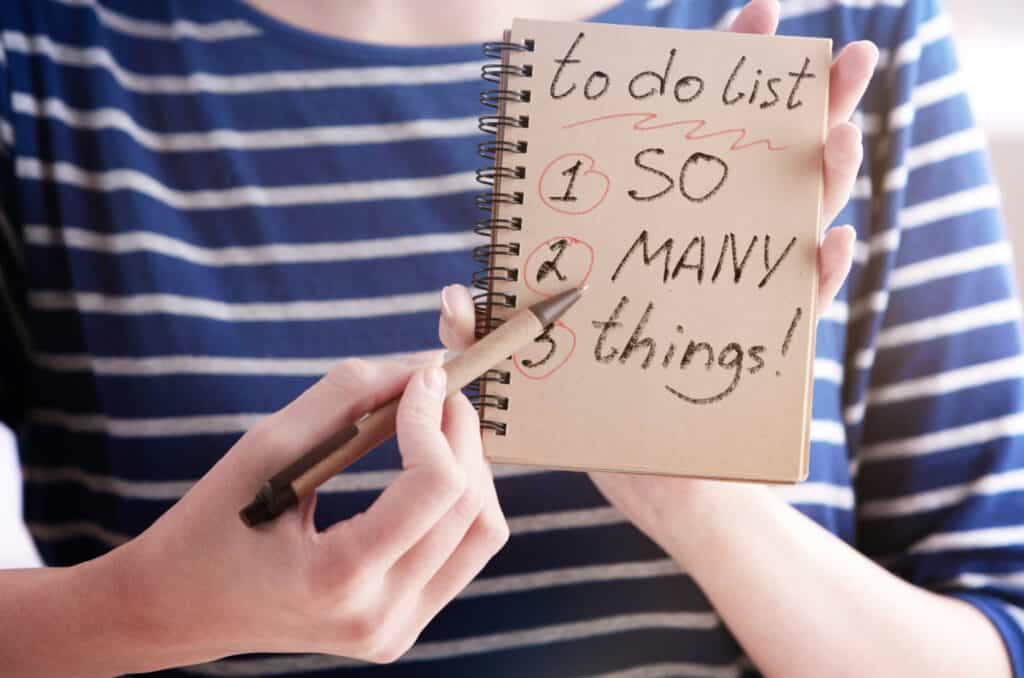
(2, 1, 1023, 676)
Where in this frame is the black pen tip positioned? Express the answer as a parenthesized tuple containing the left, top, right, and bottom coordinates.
(529, 286, 586, 327)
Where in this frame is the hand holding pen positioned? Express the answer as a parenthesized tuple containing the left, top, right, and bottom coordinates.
(77, 286, 582, 671)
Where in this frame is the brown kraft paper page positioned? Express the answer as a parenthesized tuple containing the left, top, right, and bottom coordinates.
(482, 18, 831, 482)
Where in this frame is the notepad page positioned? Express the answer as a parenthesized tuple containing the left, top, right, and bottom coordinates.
(480, 19, 831, 481)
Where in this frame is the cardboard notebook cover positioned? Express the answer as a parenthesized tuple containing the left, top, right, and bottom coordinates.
(478, 18, 831, 482)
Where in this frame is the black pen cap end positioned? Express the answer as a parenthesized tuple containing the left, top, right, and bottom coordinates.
(239, 482, 298, 528)
(239, 496, 273, 528)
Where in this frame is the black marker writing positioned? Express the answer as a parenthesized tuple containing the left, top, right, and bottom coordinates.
(536, 239, 570, 283)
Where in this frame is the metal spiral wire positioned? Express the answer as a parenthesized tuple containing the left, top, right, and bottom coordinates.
(470, 36, 533, 436)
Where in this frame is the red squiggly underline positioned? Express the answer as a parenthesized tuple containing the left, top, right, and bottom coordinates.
(562, 112, 790, 152)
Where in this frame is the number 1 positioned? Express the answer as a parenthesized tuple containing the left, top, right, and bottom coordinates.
(549, 159, 583, 202)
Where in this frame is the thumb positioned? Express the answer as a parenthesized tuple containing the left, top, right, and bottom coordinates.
(439, 284, 478, 352)
(396, 366, 452, 469)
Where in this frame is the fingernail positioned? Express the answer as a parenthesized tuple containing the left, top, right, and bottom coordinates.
(440, 285, 454, 318)
(424, 366, 446, 396)
(858, 40, 880, 60)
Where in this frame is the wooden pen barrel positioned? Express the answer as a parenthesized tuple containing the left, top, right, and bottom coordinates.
(292, 309, 543, 495)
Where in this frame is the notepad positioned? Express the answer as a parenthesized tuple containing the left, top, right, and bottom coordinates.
(472, 19, 831, 482)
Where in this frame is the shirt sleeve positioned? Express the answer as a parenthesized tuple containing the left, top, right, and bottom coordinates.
(0, 32, 29, 433)
(851, 0, 1024, 673)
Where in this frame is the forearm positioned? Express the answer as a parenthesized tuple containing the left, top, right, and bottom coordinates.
(0, 545, 215, 677)
(661, 482, 1011, 678)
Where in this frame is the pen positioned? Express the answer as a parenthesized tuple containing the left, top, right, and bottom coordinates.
(240, 285, 586, 527)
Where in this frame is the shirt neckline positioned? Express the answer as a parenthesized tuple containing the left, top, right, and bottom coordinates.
(228, 0, 646, 64)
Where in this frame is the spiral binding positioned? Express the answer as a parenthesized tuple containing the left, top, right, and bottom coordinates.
(470, 36, 534, 437)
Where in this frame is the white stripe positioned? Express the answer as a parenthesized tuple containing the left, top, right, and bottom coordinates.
(848, 290, 890, 321)
(861, 412, 1024, 461)
(877, 13, 951, 71)
(23, 224, 478, 267)
(31, 351, 410, 377)
(884, 127, 988, 192)
(875, 299, 1022, 350)
(463, 558, 681, 598)
(0, 119, 12, 147)
(20, 463, 546, 500)
(28, 409, 264, 437)
(11, 93, 480, 151)
(27, 520, 128, 546)
(769, 482, 855, 509)
(889, 241, 1012, 290)
(16, 158, 476, 210)
(36, 349, 849, 382)
(2, 31, 485, 93)
(849, 174, 870, 200)
(860, 468, 1024, 519)
(941, 571, 1024, 590)
(28, 288, 441, 322)
(900, 184, 1002, 230)
(855, 347, 875, 371)
(49, 0, 261, 41)
(861, 71, 965, 135)
(715, 0, 907, 31)
(909, 525, 1024, 555)
(867, 355, 1024, 409)
(820, 300, 848, 323)
(508, 506, 626, 535)
(853, 229, 900, 266)
(814, 358, 844, 383)
(854, 186, 1000, 266)
(22, 466, 195, 501)
(892, 72, 966, 131)
(844, 401, 867, 426)
(590, 661, 741, 678)
(180, 612, 721, 674)
(848, 354, 1024, 425)
(1009, 606, 1024, 634)
(905, 127, 988, 173)
(811, 419, 847, 445)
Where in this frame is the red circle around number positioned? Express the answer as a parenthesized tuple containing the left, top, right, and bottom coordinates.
(513, 321, 577, 380)
(537, 153, 610, 216)
(523, 235, 596, 298)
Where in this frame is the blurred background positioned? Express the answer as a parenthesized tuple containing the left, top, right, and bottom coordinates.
(1, 0, 1023, 567)
(946, 0, 1024, 287)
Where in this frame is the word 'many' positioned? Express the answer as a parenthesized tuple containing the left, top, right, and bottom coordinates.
(611, 229, 797, 289)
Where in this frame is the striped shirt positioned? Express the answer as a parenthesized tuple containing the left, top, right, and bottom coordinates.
(2, 0, 1023, 676)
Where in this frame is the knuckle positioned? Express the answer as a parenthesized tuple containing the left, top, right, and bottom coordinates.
(427, 462, 466, 502)
(325, 358, 374, 393)
(345, 606, 388, 651)
(248, 418, 292, 458)
(480, 510, 511, 551)
(451, 485, 484, 524)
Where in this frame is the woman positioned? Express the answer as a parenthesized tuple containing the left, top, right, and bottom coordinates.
(0, 0, 1019, 675)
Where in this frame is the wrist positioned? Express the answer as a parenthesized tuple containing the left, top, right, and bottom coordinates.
(657, 480, 783, 571)
(70, 539, 228, 675)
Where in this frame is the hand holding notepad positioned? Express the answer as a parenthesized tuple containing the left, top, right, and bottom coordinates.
(472, 17, 867, 482)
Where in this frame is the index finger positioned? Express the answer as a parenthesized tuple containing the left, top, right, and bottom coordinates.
(322, 368, 466, 570)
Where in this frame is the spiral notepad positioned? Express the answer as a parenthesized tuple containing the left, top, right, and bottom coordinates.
(472, 19, 832, 481)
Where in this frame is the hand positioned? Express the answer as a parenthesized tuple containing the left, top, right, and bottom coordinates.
(96, 356, 508, 670)
(438, 0, 877, 563)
